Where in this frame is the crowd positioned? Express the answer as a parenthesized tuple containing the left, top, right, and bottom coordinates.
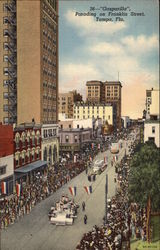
(0, 139, 104, 229)
(0, 161, 86, 229)
(76, 137, 147, 250)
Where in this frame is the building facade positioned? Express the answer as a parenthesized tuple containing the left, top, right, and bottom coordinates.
(146, 88, 159, 119)
(86, 80, 122, 129)
(0, 124, 14, 195)
(73, 103, 114, 126)
(41, 124, 59, 165)
(13, 123, 42, 170)
(58, 90, 82, 118)
(144, 120, 160, 148)
(86, 81, 105, 103)
(121, 116, 131, 129)
(0, 0, 58, 125)
(104, 81, 122, 130)
(59, 128, 92, 153)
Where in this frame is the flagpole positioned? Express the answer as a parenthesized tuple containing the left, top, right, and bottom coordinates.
(105, 174, 108, 224)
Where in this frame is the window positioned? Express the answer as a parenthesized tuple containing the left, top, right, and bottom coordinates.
(61, 124, 63, 129)
(69, 124, 71, 129)
(0, 165, 7, 175)
(77, 125, 79, 129)
(3, 117, 9, 124)
(4, 68, 9, 76)
(3, 29, 9, 37)
(152, 126, 155, 133)
(4, 55, 8, 62)
(4, 42, 8, 50)
(108, 115, 110, 120)
(3, 80, 9, 87)
(3, 104, 8, 112)
(65, 135, 69, 143)
(74, 135, 78, 143)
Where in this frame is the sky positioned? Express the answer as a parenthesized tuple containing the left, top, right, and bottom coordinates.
(59, 0, 159, 119)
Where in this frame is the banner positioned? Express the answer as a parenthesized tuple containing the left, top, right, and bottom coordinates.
(84, 185, 92, 194)
(68, 186, 77, 196)
(1, 181, 7, 194)
(16, 184, 21, 197)
(74, 155, 77, 163)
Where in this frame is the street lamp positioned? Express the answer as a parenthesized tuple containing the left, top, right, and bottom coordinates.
(105, 174, 108, 224)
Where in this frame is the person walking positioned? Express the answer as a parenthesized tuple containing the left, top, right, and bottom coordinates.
(84, 214, 87, 224)
(82, 201, 85, 211)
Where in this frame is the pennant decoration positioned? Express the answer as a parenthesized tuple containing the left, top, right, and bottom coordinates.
(104, 156, 107, 163)
(74, 155, 77, 163)
(69, 186, 77, 196)
(16, 184, 21, 197)
(1, 181, 7, 194)
(84, 185, 92, 194)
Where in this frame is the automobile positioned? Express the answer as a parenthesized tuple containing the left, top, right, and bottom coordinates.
(50, 212, 73, 225)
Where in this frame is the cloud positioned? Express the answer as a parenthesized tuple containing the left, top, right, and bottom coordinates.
(59, 63, 100, 93)
(89, 34, 158, 58)
(121, 34, 159, 53)
(90, 42, 124, 56)
(65, 10, 126, 36)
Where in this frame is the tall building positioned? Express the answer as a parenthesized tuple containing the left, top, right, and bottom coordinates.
(104, 81, 122, 129)
(86, 80, 122, 129)
(146, 88, 159, 119)
(0, 0, 58, 125)
(86, 80, 105, 103)
(58, 90, 82, 118)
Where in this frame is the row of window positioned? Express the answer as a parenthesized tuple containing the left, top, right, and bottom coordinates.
(43, 128, 57, 138)
(15, 152, 40, 167)
(43, 43, 56, 53)
(43, 68, 56, 77)
(43, 4, 57, 22)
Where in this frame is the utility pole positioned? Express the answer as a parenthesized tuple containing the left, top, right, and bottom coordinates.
(105, 174, 108, 223)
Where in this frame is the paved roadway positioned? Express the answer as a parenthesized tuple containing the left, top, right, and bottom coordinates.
(1, 139, 132, 250)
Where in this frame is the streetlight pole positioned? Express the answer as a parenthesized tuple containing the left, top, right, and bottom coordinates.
(105, 174, 108, 224)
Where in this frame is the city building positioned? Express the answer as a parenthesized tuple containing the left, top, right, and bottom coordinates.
(146, 88, 159, 119)
(121, 116, 131, 129)
(86, 80, 122, 129)
(0, 0, 58, 125)
(41, 124, 59, 165)
(86, 80, 105, 103)
(59, 128, 92, 154)
(104, 81, 122, 130)
(58, 90, 82, 118)
(13, 123, 49, 183)
(73, 103, 115, 126)
(0, 124, 14, 195)
(144, 120, 160, 148)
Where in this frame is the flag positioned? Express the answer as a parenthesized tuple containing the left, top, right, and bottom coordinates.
(74, 155, 77, 163)
(16, 184, 21, 197)
(84, 185, 92, 194)
(69, 186, 77, 196)
(98, 144, 100, 149)
(1, 181, 7, 194)
(104, 156, 107, 163)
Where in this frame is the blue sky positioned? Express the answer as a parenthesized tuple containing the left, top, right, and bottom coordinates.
(59, 0, 159, 118)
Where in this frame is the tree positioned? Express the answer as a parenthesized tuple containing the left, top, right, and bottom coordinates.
(128, 141, 160, 211)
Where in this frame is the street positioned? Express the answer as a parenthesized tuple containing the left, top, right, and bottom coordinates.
(1, 139, 130, 250)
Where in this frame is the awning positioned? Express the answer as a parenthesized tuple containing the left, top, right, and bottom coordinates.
(14, 160, 48, 174)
